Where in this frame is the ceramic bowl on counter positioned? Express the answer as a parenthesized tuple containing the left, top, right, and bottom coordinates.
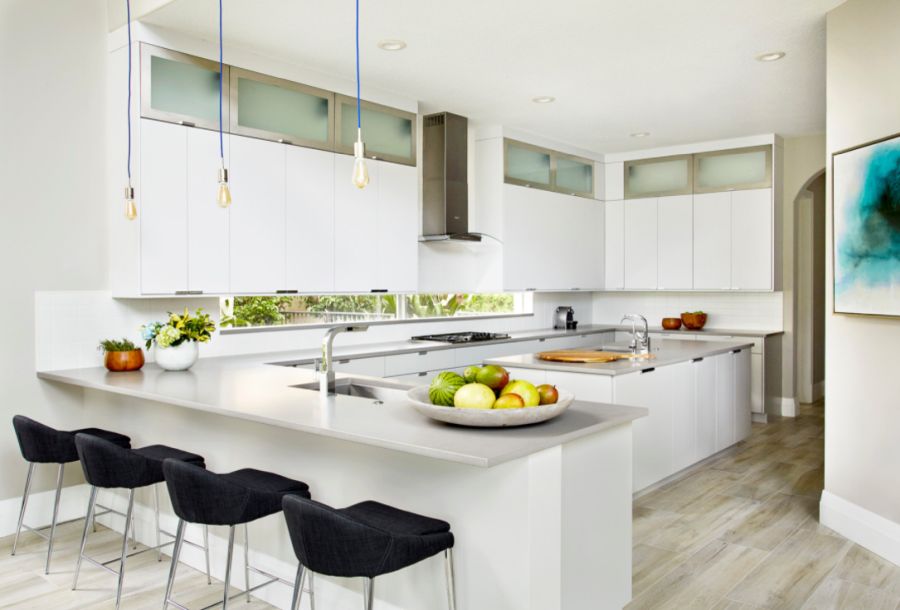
(661, 317, 683, 330)
(407, 387, 574, 428)
(681, 312, 708, 330)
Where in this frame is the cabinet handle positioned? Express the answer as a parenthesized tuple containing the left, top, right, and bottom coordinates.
(178, 120, 196, 127)
(418, 351, 427, 356)
(732, 349, 743, 354)
(338, 359, 350, 364)
(640, 368, 656, 374)
(692, 357, 704, 363)
(571, 287, 581, 291)
(525, 288, 537, 291)
(370, 289, 388, 293)
(175, 290, 203, 295)
(276, 289, 298, 294)
(278, 139, 292, 145)
(417, 372, 427, 377)
(539, 338, 546, 342)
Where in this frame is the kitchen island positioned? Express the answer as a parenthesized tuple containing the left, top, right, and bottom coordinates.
(487, 338, 754, 493)
(38, 354, 646, 610)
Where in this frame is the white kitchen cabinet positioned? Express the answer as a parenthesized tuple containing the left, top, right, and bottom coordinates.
(503, 367, 547, 385)
(229, 135, 287, 293)
(731, 188, 773, 290)
(187, 128, 230, 293)
(693, 192, 732, 290)
(623, 198, 658, 290)
(285, 146, 334, 293)
(615, 366, 673, 491)
(734, 348, 752, 442)
(545, 371, 613, 404)
(604, 200, 625, 290)
(714, 352, 735, 451)
(657, 195, 693, 290)
(384, 349, 456, 377)
(670, 361, 697, 472)
(333, 154, 378, 292)
(140, 120, 188, 294)
(377, 161, 418, 292)
(693, 356, 717, 460)
(333, 356, 385, 377)
(751, 352, 763, 415)
(566, 196, 605, 290)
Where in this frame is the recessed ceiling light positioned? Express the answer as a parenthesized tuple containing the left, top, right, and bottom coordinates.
(532, 96, 555, 104)
(377, 39, 407, 51)
(630, 132, 650, 138)
(756, 51, 786, 62)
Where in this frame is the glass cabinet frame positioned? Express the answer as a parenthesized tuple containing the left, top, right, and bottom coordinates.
(623, 154, 693, 199)
(693, 145, 773, 193)
(334, 94, 417, 166)
(229, 67, 334, 151)
(503, 138, 595, 198)
(140, 43, 229, 132)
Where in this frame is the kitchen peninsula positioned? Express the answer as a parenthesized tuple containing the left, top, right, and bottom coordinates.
(39, 352, 646, 610)
(488, 338, 754, 492)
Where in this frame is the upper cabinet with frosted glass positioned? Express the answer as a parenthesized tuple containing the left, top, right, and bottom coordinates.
(503, 139, 595, 198)
(230, 67, 333, 151)
(334, 95, 416, 166)
(140, 44, 228, 131)
(624, 155, 692, 199)
(693, 145, 772, 193)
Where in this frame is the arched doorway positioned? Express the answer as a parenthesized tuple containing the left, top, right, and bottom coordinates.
(796, 170, 827, 404)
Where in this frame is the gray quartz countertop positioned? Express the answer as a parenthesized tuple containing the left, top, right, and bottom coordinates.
(37, 356, 646, 468)
(486, 339, 755, 377)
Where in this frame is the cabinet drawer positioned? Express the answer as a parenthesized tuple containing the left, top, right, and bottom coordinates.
(333, 357, 385, 377)
(384, 350, 456, 377)
(387, 367, 467, 385)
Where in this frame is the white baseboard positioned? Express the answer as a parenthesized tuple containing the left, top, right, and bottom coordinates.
(821, 490, 900, 567)
(780, 397, 797, 417)
(0, 480, 91, 539)
(751, 412, 769, 424)
(813, 381, 825, 402)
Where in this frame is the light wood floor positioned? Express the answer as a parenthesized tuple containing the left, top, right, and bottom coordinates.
(2, 401, 898, 609)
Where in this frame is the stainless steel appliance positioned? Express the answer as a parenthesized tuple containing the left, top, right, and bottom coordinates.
(411, 332, 510, 344)
(554, 306, 577, 330)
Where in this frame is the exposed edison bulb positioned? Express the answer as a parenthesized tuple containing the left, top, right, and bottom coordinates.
(124, 185, 137, 221)
(352, 134, 370, 189)
(217, 167, 232, 208)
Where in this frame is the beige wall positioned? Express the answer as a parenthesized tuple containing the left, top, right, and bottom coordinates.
(810, 174, 826, 384)
(825, 0, 900, 527)
(0, 0, 109, 499)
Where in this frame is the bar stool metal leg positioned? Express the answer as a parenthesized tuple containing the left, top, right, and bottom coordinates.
(445, 548, 457, 610)
(162, 519, 185, 610)
(363, 578, 375, 610)
(308, 571, 316, 610)
(11, 462, 35, 556)
(223, 525, 236, 610)
(72, 485, 98, 590)
(115, 489, 136, 610)
(289, 563, 305, 610)
(203, 525, 212, 585)
(244, 523, 251, 603)
(130, 500, 137, 550)
(154, 484, 162, 561)
(44, 463, 65, 574)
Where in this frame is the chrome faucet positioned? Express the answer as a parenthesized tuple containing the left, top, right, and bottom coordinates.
(621, 314, 651, 355)
(320, 325, 369, 395)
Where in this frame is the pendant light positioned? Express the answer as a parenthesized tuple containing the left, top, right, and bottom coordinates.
(216, 0, 232, 207)
(124, 0, 137, 220)
(351, 0, 370, 189)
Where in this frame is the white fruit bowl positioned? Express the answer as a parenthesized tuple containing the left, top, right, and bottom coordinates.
(407, 386, 575, 428)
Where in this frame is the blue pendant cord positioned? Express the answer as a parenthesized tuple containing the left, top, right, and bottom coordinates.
(126, 0, 132, 182)
(355, 0, 361, 131)
(218, 0, 224, 163)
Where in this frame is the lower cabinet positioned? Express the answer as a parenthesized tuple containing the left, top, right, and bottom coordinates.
(714, 352, 736, 452)
(693, 356, 718, 461)
(734, 348, 753, 442)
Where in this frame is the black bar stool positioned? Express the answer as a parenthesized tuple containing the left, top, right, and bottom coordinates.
(161, 459, 312, 610)
(73, 433, 212, 610)
(11, 415, 131, 574)
(282, 495, 456, 610)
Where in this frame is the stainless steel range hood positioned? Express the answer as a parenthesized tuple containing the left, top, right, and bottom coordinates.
(420, 112, 482, 242)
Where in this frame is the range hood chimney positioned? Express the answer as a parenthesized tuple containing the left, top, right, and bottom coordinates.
(420, 112, 481, 242)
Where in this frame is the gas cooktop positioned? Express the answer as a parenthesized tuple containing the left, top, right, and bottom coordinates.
(411, 331, 511, 344)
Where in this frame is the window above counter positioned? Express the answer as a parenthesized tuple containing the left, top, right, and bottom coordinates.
(139, 43, 416, 166)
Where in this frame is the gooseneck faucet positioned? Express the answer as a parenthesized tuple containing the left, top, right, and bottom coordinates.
(621, 314, 651, 355)
(320, 325, 369, 395)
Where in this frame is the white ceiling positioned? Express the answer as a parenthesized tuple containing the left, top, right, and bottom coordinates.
(141, 0, 843, 154)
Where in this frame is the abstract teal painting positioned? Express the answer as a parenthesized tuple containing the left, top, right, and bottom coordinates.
(833, 133, 900, 316)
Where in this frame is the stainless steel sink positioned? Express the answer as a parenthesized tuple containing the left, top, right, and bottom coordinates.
(598, 344, 636, 354)
(291, 377, 410, 402)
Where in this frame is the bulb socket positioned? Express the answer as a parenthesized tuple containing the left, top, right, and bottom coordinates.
(124, 185, 135, 200)
(218, 167, 229, 183)
(354, 140, 366, 158)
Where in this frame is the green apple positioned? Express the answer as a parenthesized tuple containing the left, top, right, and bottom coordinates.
(463, 365, 481, 383)
(501, 380, 540, 407)
(453, 383, 496, 409)
(475, 365, 509, 391)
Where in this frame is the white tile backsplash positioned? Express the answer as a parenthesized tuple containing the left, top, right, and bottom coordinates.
(592, 291, 783, 330)
(34, 291, 594, 371)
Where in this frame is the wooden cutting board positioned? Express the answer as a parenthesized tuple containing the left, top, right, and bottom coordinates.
(537, 350, 655, 363)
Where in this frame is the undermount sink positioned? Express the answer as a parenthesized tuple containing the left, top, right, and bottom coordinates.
(598, 344, 636, 354)
(291, 377, 410, 402)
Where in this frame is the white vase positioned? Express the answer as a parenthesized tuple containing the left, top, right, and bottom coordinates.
(155, 341, 199, 371)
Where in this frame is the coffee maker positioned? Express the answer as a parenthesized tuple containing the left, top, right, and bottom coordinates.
(553, 306, 577, 330)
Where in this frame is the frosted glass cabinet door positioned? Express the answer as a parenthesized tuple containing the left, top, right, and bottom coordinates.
(694, 145, 772, 193)
(504, 139, 552, 189)
(624, 155, 692, 198)
(141, 44, 227, 131)
(231, 68, 333, 150)
(336, 95, 416, 165)
(556, 155, 594, 197)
